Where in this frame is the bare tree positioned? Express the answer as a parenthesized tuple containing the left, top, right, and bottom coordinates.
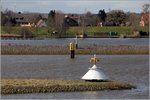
(48, 10, 67, 37)
(54, 11, 65, 34)
(128, 13, 140, 27)
(19, 27, 34, 38)
(127, 12, 140, 36)
(85, 11, 97, 26)
(79, 11, 87, 38)
(141, 4, 149, 26)
(143, 4, 150, 13)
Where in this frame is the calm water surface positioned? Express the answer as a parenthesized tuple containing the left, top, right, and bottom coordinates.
(1, 38, 149, 45)
(1, 55, 149, 99)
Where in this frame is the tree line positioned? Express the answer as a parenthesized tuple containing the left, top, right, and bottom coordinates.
(1, 4, 149, 36)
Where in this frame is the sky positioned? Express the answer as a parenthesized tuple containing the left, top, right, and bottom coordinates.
(1, 0, 149, 14)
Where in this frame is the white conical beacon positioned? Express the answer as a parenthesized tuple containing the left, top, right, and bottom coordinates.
(81, 54, 109, 82)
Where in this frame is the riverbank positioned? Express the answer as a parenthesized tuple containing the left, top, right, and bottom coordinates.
(1, 79, 135, 94)
(1, 44, 149, 55)
(1, 26, 149, 38)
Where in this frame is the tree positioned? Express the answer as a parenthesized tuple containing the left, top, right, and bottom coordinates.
(1, 12, 8, 26)
(107, 10, 127, 26)
(54, 11, 66, 35)
(48, 10, 55, 27)
(127, 13, 140, 26)
(143, 4, 150, 13)
(98, 9, 107, 22)
(1, 9, 14, 26)
(48, 10, 67, 37)
(85, 11, 97, 26)
(141, 4, 149, 26)
(80, 12, 87, 37)
(18, 27, 34, 38)
(127, 12, 140, 32)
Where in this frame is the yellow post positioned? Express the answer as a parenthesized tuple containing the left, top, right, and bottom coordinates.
(70, 42, 75, 59)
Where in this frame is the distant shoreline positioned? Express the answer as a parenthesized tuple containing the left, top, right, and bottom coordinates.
(1, 26, 149, 39)
(1, 34, 149, 39)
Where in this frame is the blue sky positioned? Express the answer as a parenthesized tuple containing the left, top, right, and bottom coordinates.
(1, 0, 149, 13)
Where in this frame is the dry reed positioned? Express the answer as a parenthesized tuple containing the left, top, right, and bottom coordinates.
(1, 79, 135, 94)
(1, 44, 149, 55)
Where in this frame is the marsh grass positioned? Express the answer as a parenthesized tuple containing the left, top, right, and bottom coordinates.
(1, 44, 149, 55)
(1, 79, 135, 94)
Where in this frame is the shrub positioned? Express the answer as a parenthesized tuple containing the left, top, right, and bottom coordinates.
(18, 27, 34, 38)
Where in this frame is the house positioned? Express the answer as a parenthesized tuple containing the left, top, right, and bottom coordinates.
(36, 19, 47, 27)
(64, 14, 81, 26)
(12, 13, 34, 27)
(139, 12, 149, 26)
(11, 12, 47, 27)
(139, 19, 145, 27)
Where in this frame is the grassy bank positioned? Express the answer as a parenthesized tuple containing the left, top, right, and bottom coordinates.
(1, 45, 149, 55)
(1, 26, 149, 38)
(1, 79, 135, 94)
(65, 26, 149, 37)
(1, 26, 49, 37)
(67, 26, 131, 36)
(67, 26, 149, 34)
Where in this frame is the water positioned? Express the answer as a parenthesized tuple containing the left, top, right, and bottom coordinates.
(1, 55, 149, 99)
(1, 38, 149, 46)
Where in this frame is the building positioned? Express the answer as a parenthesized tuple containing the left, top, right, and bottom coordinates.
(64, 14, 81, 26)
(11, 12, 46, 27)
(36, 19, 47, 27)
(139, 12, 149, 26)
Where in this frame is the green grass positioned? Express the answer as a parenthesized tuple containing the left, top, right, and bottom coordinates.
(1, 45, 149, 55)
(1, 79, 136, 94)
(1, 26, 149, 38)
(67, 26, 130, 34)
(67, 26, 149, 36)
(1, 26, 49, 37)
(1, 26, 21, 34)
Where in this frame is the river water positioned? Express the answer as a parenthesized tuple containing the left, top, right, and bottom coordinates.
(1, 38, 149, 46)
(1, 55, 149, 99)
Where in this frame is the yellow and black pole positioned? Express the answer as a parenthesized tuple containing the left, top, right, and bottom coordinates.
(70, 42, 75, 59)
